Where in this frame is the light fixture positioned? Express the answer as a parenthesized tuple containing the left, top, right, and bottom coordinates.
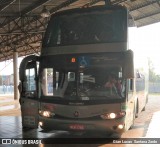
(41, 6, 50, 18)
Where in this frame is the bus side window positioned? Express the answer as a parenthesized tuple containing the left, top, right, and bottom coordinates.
(24, 68, 36, 97)
(136, 72, 145, 91)
(127, 79, 134, 100)
(129, 79, 133, 91)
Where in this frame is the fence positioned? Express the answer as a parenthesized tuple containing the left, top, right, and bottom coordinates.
(0, 85, 14, 94)
(0, 83, 160, 94)
(149, 82, 160, 93)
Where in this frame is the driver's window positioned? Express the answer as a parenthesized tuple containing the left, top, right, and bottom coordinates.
(24, 68, 36, 93)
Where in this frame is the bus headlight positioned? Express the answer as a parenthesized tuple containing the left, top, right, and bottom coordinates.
(39, 110, 55, 118)
(100, 111, 126, 120)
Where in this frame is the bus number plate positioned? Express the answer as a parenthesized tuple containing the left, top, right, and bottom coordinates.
(69, 124, 84, 130)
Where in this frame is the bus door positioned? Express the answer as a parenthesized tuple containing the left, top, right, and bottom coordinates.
(19, 55, 39, 128)
(126, 78, 135, 129)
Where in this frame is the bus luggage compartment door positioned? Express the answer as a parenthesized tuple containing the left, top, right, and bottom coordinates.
(21, 97, 39, 128)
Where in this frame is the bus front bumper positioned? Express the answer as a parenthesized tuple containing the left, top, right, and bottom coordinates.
(39, 116, 125, 134)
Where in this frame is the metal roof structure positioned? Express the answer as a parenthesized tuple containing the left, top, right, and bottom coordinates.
(0, 0, 160, 62)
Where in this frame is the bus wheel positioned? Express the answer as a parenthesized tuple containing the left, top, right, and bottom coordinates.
(129, 122, 134, 130)
(142, 100, 147, 111)
(135, 101, 139, 118)
(109, 133, 121, 139)
(40, 126, 50, 131)
(142, 95, 148, 111)
(22, 126, 32, 130)
(142, 105, 146, 111)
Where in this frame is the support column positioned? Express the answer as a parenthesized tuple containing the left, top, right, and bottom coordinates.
(13, 51, 19, 100)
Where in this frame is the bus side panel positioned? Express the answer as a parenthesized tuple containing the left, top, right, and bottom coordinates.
(21, 98, 39, 128)
(135, 55, 149, 113)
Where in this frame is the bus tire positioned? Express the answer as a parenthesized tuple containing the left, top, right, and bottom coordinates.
(109, 133, 121, 139)
(129, 121, 134, 130)
(142, 105, 146, 111)
(146, 94, 149, 103)
(142, 94, 148, 111)
(40, 126, 50, 131)
(135, 101, 139, 118)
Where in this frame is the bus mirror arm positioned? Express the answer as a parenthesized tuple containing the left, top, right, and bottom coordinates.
(124, 50, 134, 79)
(19, 55, 39, 81)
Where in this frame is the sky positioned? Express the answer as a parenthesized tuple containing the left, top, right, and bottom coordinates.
(0, 22, 160, 75)
(129, 22, 160, 74)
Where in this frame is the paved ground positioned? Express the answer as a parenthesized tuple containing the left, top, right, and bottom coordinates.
(0, 94, 160, 147)
(0, 94, 20, 116)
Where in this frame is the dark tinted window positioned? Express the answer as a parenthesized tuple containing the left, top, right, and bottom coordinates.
(43, 7, 127, 47)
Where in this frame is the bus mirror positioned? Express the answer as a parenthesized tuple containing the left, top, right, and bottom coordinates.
(124, 50, 134, 78)
(19, 55, 39, 82)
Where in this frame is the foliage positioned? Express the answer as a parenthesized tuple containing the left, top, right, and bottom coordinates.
(148, 58, 160, 82)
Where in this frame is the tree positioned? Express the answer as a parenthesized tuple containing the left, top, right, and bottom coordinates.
(148, 58, 160, 82)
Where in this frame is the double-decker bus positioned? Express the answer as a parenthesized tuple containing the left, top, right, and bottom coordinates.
(19, 3, 148, 136)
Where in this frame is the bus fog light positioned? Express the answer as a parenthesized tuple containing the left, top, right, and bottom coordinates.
(118, 124, 124, 129)
(39, 121, 43, 126)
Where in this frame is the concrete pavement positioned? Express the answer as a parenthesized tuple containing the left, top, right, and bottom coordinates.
(0, 94, 20, 116)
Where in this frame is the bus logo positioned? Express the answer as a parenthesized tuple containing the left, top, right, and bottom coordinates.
(74, 111, 79, 117)
(2, 139, 11, 144)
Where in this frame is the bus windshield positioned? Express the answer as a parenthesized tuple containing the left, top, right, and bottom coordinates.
(40, 55, 126, 100)
(43, 6, 127, 47)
